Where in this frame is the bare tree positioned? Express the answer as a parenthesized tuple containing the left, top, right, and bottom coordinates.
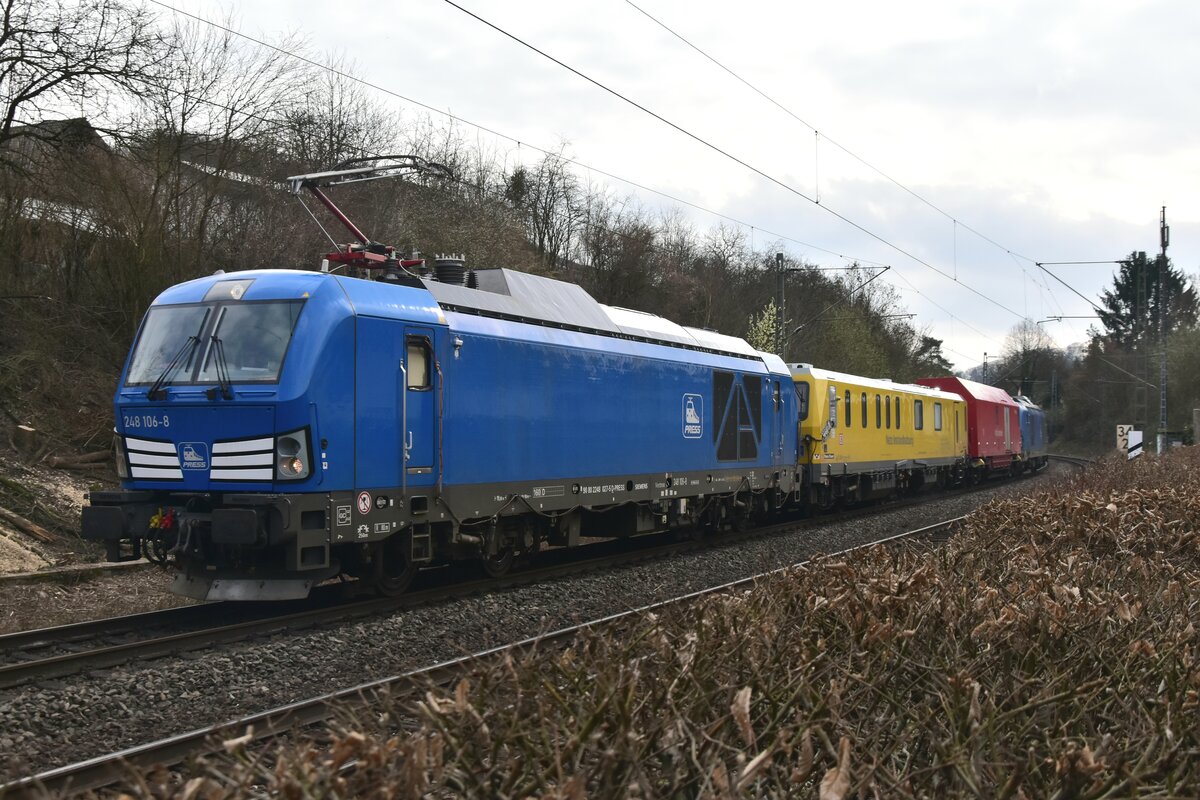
(279, 54, 400, 169)
(0, 0, 162, 166)
(505, 149, 580, 271)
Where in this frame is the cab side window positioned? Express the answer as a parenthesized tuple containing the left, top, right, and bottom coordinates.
(796, 381, 810, 421)
(406, 339, 431, 389)
(934, 402, 943, 431)
(914, 399, 924, 430)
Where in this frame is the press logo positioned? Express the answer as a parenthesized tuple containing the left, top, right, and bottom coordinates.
(179, 442, 209, 470)
(682, 393, 703, 439)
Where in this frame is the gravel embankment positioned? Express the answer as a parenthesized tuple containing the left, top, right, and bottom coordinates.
(0, 473, 1057, 781)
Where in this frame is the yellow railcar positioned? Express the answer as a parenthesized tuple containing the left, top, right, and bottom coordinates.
(789, 364, 968, 506)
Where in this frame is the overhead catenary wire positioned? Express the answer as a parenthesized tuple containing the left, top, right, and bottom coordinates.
(144, 0, 1017, 357)
(143, 0, 876, 270)
(441, 0, 1028, 322)
(623, 0, 1111, 328)
(622, 0, 1041, 268)
(124, 75, 893, 295)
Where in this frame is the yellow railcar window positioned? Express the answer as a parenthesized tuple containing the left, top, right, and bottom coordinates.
(876, 394, 882, 428)
(796, 381, 810, 421)
(845, 390, 852, 427)
(915, 399, 924, 429)
(934, 402, 943, 431)
(861, 393, 867, 428)
(895, 396, 901, 428)
(885, 396, 891, 428)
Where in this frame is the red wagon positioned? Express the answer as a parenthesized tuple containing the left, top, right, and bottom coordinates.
(916, 376, 1022, 476)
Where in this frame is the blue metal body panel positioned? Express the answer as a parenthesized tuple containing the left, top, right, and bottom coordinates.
(1013, 396, 1048, 458)
(438, 311, 794, 485)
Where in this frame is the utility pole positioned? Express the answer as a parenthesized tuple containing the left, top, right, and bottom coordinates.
(1157, 206, 1169, 454)
(1134, 250, 1148, 429)
(775, 252, 785, 354)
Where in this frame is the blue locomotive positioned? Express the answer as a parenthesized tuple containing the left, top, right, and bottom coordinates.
(1012, 395, 1049, 472)
(83, 219, 800, 599)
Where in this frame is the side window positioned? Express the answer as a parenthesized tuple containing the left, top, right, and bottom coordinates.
(845, 390, 852, 428)
(406, 339, 431, 389)
(915, 399, 924, 430)
(934, 402, 943, 431)
(895, 396, 901, 429)
(875, 394, 882, 428)
(885, 395, 892, 428)
(773, 382, 781, 410)
(796, 381, 810, 421)
(860, 392, 867, 428)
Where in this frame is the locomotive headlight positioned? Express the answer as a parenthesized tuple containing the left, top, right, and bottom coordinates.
(275, 429, 311, 480)
(113, 429, 128, 479)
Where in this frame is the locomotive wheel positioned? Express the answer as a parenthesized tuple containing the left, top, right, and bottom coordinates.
(375, 537, 417, 596)
(481, 545, 515, 578)
(516, 532, 541, 567)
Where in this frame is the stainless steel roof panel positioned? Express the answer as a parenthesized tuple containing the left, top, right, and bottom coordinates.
(423, 269, 620, 333)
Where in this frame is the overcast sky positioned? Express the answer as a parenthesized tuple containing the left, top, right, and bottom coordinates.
(180, 0, 1200, 369)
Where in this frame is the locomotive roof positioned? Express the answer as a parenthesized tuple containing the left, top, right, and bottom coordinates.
(423, 268, 763, 360)
(151, 267, 767, 363)
(788, 363, 964, 402)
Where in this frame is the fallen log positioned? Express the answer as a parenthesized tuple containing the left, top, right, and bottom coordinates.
(0, 505, 59, 544)
(46, 450, 111, 469)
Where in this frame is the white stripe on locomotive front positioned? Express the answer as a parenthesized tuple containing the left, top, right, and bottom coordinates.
(130, 466, 184, 479)
(127, 452, 180, 467)
(124, 436, 176, 454)
(211, 453, 274, 467)
(212, 437, 274, 454)
(210, 468, 273, 481)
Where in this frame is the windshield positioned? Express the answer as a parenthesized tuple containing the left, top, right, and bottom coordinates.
(125, 306, 211, 385)
(197, 301, 304, 383)
(126, 300, 304, 386)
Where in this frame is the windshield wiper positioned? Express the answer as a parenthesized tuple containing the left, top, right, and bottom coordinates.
(206, 334, 233, 401)
(147, 336, 200, 401)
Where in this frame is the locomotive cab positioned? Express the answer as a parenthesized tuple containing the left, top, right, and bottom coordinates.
(81, 269, 443, 601)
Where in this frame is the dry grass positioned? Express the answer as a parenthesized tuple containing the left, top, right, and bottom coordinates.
(106, 449, 1200, 798)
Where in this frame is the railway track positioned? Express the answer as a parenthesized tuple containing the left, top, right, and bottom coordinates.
(1047, 453, 1095, 469)
(0, 513, 964, 798)
(0, 471, 1041, 693)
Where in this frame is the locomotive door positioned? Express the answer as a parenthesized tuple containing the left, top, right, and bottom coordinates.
(403, 328, 437, 489)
